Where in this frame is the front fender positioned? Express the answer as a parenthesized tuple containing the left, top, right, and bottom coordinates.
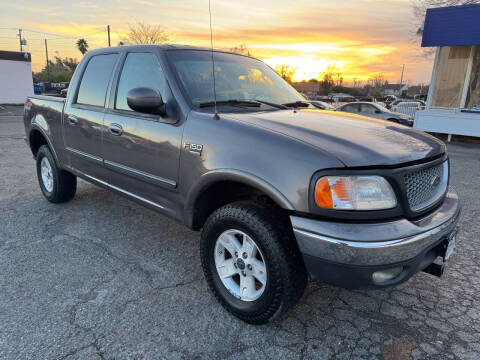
(184, 168, 295, 228)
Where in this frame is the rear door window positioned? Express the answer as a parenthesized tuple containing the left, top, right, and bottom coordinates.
(341, 104, 359, 112)
(76, 54, 119, 107)
(115, 52, 167, 111)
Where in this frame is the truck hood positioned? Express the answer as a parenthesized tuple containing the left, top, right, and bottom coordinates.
(229, 109, 445, 167)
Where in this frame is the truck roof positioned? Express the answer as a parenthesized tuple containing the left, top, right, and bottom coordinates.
(87, 44, 231, 55)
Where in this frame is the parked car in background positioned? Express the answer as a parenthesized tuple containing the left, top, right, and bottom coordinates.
(387, 99, 424, 109)
(382, 95, 398, 107)
(391, 101, 424, 117)
(358, 96, 376, 102)
(60, 88, 68, 98)
(414, 94, 427, 102)
(386, 98, 405, 109)
(309, 100, 335, 110)
(336, 102, 413, 126)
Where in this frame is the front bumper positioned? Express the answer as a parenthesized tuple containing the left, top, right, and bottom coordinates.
(291, 190, 460, 288)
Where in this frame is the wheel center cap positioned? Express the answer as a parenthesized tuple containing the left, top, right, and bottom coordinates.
(236, 258, 246, 270)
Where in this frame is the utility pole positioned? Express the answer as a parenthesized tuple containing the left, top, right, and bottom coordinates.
(107, 25, 111, 47)
(400, 64, 405, 85)
(45, 39, 50, 82)
(18, 29, 23, 52)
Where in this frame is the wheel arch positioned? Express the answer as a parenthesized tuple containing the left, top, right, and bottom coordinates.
(185, 169, 295, 231)
(28, 125, 59, 164)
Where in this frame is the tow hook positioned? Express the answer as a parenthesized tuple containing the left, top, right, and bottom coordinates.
(422, 263, 444, 278)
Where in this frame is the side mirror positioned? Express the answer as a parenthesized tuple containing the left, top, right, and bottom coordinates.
(127, 87, 166, 116)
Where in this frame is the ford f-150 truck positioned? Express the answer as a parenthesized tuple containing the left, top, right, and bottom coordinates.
(24, 45, 460, 324)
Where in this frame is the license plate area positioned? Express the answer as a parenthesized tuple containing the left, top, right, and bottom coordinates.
(443, 229, 457, 261)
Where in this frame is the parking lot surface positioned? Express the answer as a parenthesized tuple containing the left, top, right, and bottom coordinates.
(0, 114, 479, 359)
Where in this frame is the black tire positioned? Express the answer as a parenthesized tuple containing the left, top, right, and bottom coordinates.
(200, 201, 307, 324)
(36, 145, 77, 203)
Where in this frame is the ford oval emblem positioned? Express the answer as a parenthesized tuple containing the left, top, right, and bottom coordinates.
(431, 175, 441, 187)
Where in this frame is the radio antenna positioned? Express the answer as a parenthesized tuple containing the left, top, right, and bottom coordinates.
(208, 0, 219, 120)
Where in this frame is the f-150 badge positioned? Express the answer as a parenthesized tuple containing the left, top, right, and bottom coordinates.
(184, 143, 203, 155)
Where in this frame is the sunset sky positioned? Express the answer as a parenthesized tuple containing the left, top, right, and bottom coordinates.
(0, 0, 433, 84)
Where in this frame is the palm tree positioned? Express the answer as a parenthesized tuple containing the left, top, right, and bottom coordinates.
(76, 39, 89, 55)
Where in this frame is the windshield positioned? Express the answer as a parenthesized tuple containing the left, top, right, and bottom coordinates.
(167, 50, 305, 108)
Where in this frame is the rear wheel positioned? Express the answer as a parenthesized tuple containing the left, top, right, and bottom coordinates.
(36, 145, 77, 203)
(200, 201, 307, 324)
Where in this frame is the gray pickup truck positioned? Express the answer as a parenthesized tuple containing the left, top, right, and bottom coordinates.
(24, 45, 460, 324)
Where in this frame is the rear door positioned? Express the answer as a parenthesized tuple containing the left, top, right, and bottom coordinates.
(63, 53, 119, 179)
(102, 51, 183, 213)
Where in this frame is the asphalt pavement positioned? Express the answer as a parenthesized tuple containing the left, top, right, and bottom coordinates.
(0, 112, 479, 359)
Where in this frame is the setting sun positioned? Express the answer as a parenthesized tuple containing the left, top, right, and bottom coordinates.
(264, 55, 342, 82)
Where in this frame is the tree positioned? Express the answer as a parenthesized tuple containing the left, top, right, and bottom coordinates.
(122, 22, 170, 45)
(275, 64, 296, 82)
(33, 57, 79, 83)
(320, 65, 337, 93)
(230, 44, 252, 56)
(335, 72, 344, 87)
(76, 38, 89, 55)
(364, 74, 388, 96)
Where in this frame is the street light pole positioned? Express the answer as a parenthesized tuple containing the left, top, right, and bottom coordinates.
(400, 64, 405, 85)
(107, 25, 111, 47)
(45, 39, 50, 82)
(18, 29, 23, 52)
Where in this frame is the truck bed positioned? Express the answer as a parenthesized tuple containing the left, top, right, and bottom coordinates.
(24, 95, 66, 161)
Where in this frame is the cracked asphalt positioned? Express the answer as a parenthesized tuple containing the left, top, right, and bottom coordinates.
(0, 112, 479, 359)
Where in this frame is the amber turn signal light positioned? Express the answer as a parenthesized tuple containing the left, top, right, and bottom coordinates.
(315, 178, 333, 208)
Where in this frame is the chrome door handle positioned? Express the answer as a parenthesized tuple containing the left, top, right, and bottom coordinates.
(109, 123, 123, 136)
(68, 115, 78, 125)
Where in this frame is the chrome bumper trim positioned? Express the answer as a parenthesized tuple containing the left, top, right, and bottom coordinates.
(291, 190, 460, 266)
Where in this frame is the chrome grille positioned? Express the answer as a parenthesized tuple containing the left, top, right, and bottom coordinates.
(403, 161, 448, 211)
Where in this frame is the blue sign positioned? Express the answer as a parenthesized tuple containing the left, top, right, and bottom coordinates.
(422, 4, 480, 47)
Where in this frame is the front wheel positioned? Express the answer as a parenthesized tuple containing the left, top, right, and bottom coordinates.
(200, 201, 307, 324)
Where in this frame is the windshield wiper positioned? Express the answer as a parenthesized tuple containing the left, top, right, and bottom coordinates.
(282, 101, 311, 108)
(253, 99, 289, 109)
(199, 99, 261, 108)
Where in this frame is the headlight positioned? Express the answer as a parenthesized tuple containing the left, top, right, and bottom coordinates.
(315, 176, 397, 210)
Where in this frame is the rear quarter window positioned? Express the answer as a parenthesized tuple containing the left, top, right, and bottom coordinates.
(76, 54, 119, 107)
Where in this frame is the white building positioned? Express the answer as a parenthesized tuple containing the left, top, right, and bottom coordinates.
(382, 84, 408, 97)
(0, 50, 33, 104)
(415, 4, 480, 139)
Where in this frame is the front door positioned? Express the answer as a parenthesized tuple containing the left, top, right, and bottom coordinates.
(63, 53, 119, 180)
(102, 51, 182, 214)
